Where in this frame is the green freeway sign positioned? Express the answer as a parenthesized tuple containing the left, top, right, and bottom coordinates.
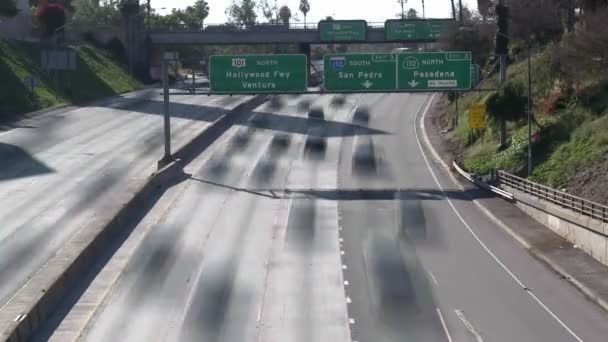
(385, 19, 454, 41)
(209, 54, 307, 93)
(319, 20, 367, 42)
(323, 53, 397, 92)
(397, 52, 472, 91)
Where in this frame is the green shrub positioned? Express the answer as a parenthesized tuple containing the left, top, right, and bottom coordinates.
(486, 81, 528, 122)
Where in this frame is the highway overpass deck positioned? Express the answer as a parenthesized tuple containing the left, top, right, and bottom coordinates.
(149, 27, 437, 45)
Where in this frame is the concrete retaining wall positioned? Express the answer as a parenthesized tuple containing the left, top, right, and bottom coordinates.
(505, 186, 608, 267)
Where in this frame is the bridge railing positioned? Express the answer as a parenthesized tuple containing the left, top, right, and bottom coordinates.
(150, 22, 386, 33)
(497, 171, 608, 223)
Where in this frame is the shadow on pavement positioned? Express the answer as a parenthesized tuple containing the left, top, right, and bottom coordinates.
(0, 143, 55, 181)
(123, 100, 231, 122)
(185, 179, 495, 203)
(237, 111, 388, 138)
(27, 170, 190, 341)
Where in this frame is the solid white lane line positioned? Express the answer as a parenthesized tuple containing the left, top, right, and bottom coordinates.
(415, 95, 584, 342)
(436, 308, 453, 342)
(428, 270, 439, 286)
(455, 310, 484, 342)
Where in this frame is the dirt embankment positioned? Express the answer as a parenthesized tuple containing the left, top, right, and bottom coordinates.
(429, 95, 608, 206)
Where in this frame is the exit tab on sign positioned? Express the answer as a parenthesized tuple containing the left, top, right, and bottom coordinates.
(397, 52, 472, 91)
(209, 54, 307, 94)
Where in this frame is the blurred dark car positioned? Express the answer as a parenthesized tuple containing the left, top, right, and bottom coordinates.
(353, 106, 371, 125)
(308, 107, 325, 121)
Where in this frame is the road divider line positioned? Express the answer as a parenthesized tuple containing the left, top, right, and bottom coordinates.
(455, 309, 484, 342)
(436, 308, 453, 342)
(428, 270, 439, 286)
(415, 95, 584, 342)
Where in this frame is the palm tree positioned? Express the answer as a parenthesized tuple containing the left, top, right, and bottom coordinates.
(299, 0, 310, 28)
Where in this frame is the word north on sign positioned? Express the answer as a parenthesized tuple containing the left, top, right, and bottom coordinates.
(209, 54, 307, 94)
(323, 53, 397, 92)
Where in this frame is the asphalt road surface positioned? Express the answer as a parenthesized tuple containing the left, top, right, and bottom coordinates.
(0, 92, 252, 309)
(36, 93, 608, 342)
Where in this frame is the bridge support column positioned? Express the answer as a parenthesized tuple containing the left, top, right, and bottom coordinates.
(298, 43, 312, 86)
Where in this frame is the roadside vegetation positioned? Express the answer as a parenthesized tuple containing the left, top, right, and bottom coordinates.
(0, 39, 141, 121)
(438, 1, 608, 204)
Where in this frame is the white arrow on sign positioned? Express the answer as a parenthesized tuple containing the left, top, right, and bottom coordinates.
(362, 80, 373, 89)
(408, 80, 419, 88)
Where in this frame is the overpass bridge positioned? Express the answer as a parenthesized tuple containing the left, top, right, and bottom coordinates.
(146, 20, 453, 81)
(148, 23, 439, 45)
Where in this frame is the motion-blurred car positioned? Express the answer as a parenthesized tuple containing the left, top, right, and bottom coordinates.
(363, 235, 415, 315)
(308, 107, 325, 121)
(331, 95, 346, 107)
(353, 140, 376, 171)
(353, 106, 371, 125)
(271, 133, 291, 150)
(305, 127, 327, 152)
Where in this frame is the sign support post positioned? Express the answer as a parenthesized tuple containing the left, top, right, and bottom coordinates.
(159, 59, 173, 168)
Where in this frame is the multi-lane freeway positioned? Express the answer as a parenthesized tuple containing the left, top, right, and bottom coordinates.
(20, 92, 608, 342)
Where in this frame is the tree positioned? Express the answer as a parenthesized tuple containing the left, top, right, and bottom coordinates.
(0, 0, 18, 17)
(554, 7, 608, 82)
(397, 0, 407, 19)
(508, 0, 564, 45)
(279, 5, 291, 25)
(299, 0, 309, 27)
(406, 8, 418, 19)
(118, 0, 139, 15)
(37, 2, 67, 36)
(193, 0, 209, 26)
(226, 0, 257, 27)
(259, 0, 279, 23)
(477, 0, 491, 21)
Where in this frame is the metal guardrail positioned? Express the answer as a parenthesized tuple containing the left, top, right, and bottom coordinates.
(497, 171, 608, 223)
(452, 162, 514, 200)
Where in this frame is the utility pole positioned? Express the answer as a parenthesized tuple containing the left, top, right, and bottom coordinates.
(496, 0, 509, 148)
(147, 0, 151, 35)
(459, 0, 463, 22)
(527, 40, 533, 176)
(421, 0, 426, 18)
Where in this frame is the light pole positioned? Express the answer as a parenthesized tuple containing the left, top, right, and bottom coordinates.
(526, 39, 533, 176)
(421, 0, 425, 18)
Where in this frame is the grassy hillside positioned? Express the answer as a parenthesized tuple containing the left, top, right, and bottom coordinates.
(0, 39, 142, 121)
(442, 47, 608, 203)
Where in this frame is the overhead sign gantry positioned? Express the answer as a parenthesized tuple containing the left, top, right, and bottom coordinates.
(209, 52, 472, 94)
